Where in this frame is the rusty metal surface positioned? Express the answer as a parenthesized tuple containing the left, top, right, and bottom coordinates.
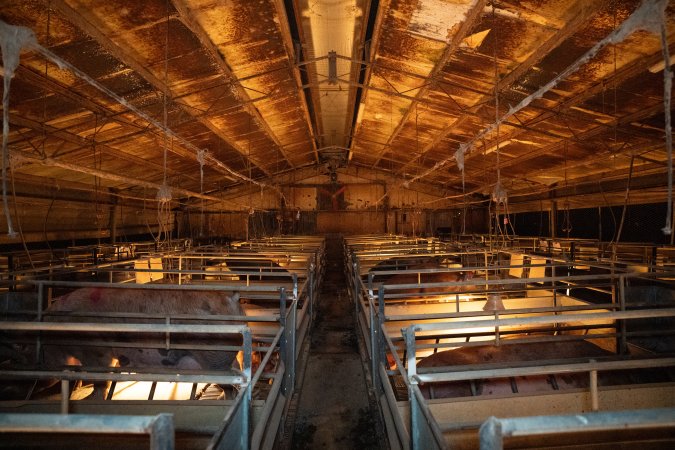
(0, 0, 674, 216)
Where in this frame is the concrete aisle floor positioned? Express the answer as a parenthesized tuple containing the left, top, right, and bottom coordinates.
(290, 236, 384, 450)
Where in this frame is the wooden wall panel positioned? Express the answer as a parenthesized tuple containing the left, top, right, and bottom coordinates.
(316, 211, 386, 234)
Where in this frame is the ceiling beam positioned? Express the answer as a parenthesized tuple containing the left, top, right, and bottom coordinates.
(12, 66, 243, 181)
(8, 115, 198, 184)
(172, 0, 297, 169)
(290, 0, 329, 148)
(395, 0, 607, 175)
(509, 171, 669, 205)
(213, 162, 463, 203)
(495, 101, 669, 173)
(270, 0, 320, 163)
(370, 0, 487, 168)
(50, 0, 272, 177)
(11, 152, 240, 208)
(342, 0, 376, 149)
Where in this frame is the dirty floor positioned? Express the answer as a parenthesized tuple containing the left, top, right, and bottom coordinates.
(290, 235, 383, 450)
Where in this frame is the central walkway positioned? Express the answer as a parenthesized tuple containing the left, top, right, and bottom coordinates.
(289, 235, 383, 449)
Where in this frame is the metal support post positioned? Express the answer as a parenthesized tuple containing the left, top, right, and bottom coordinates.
(404, 326, 420, 450)
(60, 379, 69, 415)
(149, 414, 175, 450)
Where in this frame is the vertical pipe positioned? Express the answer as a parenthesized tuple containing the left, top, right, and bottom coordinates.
(288, 294, 297, 392)
(590, 366, 599, 412)
(241, 329, 252, 450)
(36, 283, 44, 364)
(150, 414, 175, 450)
(353, 259, 360, 319)
(618, 275, 627, 355)
(371, 285, 385, 394)
(479, 417, 503, 450)
(279, 287, 291, 396)
(404, 327, 418, 450)
(178, 256, 182, 286)
(60, 379, 69, 415)
(308, 260, 314, 324)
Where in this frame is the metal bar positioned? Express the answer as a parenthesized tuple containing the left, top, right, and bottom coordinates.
(250, 363, 284, 450)
(0, 413, 175, 445)
(60, 379, 69, 414)
(208, 382, 249, 450)
(250, 328, 283, 388)
(385, 303, 620, 322)
(406, 308, 675, 333)
(0, 369, 246, 385)
(1, 321, 248, 334)
(241, 328, 252, 450)
(411, 384, 448, 450)
(25, 279, 293, 292)
(288, 291, 297, 394)
(378, 363, 410, 450)
(415, 357, 675, 384)
(619, 275, 628, 354)
(478, 408, 675, 450)
(279, 287, 291, 396)
(149, 413, 175, 450)
(590, 367, 599, 411)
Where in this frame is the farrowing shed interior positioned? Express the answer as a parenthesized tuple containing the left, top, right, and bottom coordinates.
(1, 0, 675, 449)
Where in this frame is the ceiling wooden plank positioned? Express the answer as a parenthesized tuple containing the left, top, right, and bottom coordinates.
(395, 0, 608, 175)
(9, 114, 197, 183)
(172, 0, 297, 169)
(50, 0, 273, 177)
(370, 0, 488, 168)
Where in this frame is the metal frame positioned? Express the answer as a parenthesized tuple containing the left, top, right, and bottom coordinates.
(478, 408, 675, 450)
(344, 237, 675, 450)
(0, 236, 327, 450)
(0, 412, 176, 450)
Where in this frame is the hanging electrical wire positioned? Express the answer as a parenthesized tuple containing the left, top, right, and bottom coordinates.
(490, 3, 510, 248)
(561, 141, 573, 237)
(155, 0, 172, 245)
(615, 154, 636, 246)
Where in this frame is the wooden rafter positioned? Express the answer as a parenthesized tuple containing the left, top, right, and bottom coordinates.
(370, 0, 487, 168)
(172, 0, 297, 169)
(395, 0, 607, 176)
(50, 0, 273, 177)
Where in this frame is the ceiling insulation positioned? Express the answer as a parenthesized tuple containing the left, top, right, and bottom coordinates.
(0, 0, 673, 215)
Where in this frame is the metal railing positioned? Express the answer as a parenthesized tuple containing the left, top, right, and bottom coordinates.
(345, 237, 675, 450)
(0, 412, 176, 450)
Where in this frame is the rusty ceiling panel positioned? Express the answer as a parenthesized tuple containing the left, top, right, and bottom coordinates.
(0, 0, 674, 218)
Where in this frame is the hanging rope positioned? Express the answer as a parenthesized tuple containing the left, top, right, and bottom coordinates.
(615, 154, 635, 245)
(490, 3, 509, 246)
(659, 20, 673, 235)
(197, 148, 206, 237)
(561, 141, 572, 236)
(155, 1, 172, 245)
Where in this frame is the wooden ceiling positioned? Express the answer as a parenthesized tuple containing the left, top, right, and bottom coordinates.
(1, 0, 674, 213)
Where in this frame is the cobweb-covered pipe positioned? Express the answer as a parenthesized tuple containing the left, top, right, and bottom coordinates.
(0, 21, 36, 238)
